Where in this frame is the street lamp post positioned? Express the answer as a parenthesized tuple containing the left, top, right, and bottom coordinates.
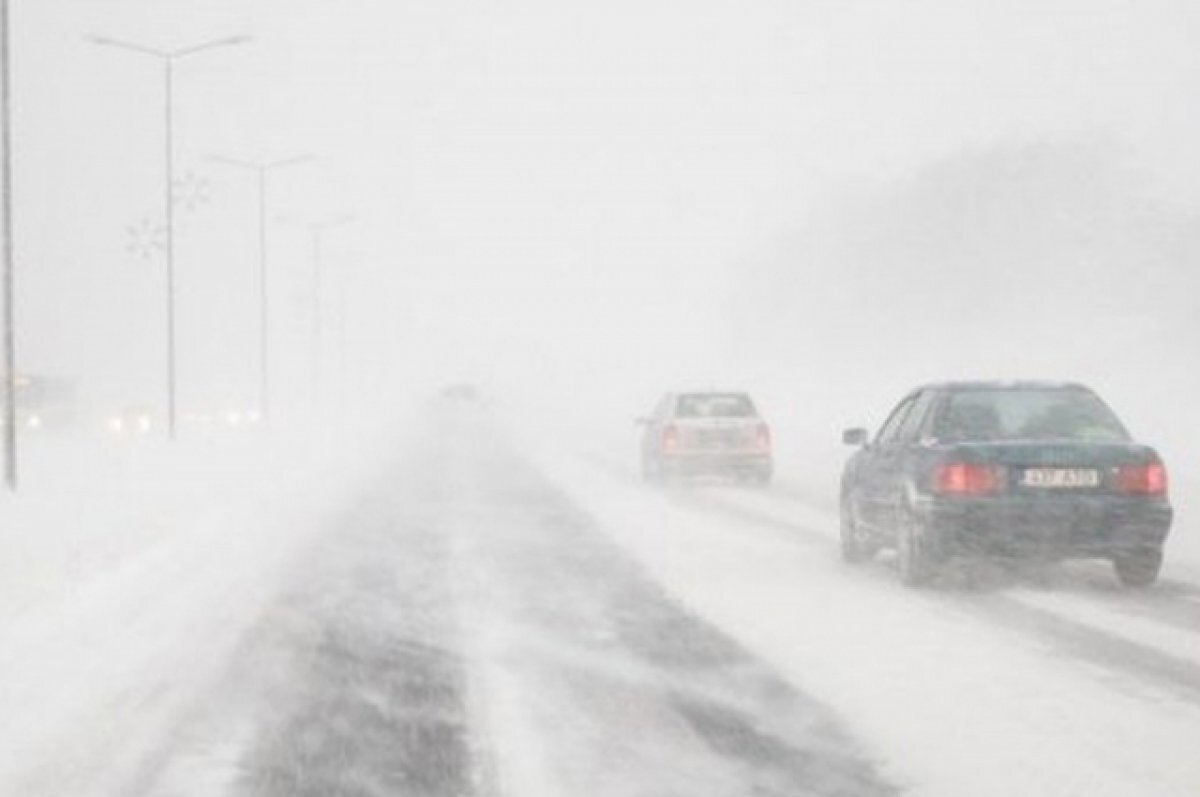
(281, 216, 353, 403)
(210, 154, 313, 425)
(1, 0, 17, 490)
(87, 33, 250, 439)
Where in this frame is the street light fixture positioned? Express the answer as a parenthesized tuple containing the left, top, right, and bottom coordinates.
(210, 153, 315, 425)
(87, 32, 251, 439)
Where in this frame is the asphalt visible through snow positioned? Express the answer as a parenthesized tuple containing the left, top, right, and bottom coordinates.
(134, 415, 897, 797)
(131, 443, 480, 797)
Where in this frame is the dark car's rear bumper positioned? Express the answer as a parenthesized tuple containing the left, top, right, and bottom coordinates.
(913, 494, 1172, 560)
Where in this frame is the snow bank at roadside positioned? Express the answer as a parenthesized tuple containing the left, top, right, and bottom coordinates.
(0, 426, 390, 796)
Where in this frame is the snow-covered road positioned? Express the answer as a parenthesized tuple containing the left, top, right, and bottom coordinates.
(1, 411, 1197, 796)
(533, 445, 1200, 797)
(133, 415, 897, 796)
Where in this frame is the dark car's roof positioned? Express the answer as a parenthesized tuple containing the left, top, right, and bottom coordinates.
(917, 380, 1091, 393)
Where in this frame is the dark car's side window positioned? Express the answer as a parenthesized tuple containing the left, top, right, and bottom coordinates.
(875, 394, 917, 445)
(896, 390, 936, 443)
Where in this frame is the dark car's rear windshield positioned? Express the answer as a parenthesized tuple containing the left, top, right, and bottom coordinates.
(675, 393, 757, 418)
(933, 388, 1129, 443)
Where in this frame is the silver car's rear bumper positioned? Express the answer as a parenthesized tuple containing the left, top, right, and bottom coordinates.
(659, 451, 773, 480)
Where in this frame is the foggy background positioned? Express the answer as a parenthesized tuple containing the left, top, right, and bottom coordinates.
(10, 0, 1199, 494)
(3, 4, 1200, 795)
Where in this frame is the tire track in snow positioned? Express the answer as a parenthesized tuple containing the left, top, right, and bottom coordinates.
(657, 475, 1200, 703)
(455, 429, 900, 797)
(584, 453, 830, 548)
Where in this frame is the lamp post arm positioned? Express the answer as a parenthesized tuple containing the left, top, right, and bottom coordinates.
(85, 35, 169, 59)
(170, 36, 252, 60)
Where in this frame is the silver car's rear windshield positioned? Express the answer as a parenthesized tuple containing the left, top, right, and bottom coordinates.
(675, 393, 757, 418)
(934, 388, 1130, 443)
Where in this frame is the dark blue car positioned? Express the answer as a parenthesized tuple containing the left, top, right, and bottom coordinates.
(840, 381, 1172, 587)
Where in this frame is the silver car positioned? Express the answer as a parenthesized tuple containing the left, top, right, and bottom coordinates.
(638, 391, 773, 484)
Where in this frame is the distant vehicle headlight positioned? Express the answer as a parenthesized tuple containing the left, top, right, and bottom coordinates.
(108, 417, 125, 434)
(26, 414, 42, 429)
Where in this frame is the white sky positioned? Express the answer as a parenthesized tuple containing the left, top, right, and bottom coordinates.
(10, 0, 1200, 416)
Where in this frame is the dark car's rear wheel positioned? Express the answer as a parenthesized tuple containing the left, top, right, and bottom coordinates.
(1113, 547, 1163, 588)
(898, 512, 937, 587)
(839, 499, 875, 564)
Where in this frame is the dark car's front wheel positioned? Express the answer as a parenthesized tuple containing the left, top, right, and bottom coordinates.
(839, 498, 875, 564)
(898, 511, 937, 587)
(1113, 547, 1163, 588)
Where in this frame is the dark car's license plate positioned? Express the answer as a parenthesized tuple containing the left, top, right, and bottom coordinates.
(1020, 468, 1100, 488)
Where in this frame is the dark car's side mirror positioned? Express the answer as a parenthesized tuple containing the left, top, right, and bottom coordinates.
(842, 427, 869, 447)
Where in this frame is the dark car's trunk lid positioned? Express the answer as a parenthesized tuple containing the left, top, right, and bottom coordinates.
(675, 416, 762, 452)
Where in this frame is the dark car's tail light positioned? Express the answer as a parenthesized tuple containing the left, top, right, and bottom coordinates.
(1115, 462, 1168, 496)
(661, 424, 680, 454)
(933, 462, 1005, 496)
(755, 423, 771, 452)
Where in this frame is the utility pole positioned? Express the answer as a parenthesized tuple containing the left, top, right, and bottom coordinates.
(88, 33, 251, 439)
(210, 154, 314, 425)
(2, 0, 17, 490)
